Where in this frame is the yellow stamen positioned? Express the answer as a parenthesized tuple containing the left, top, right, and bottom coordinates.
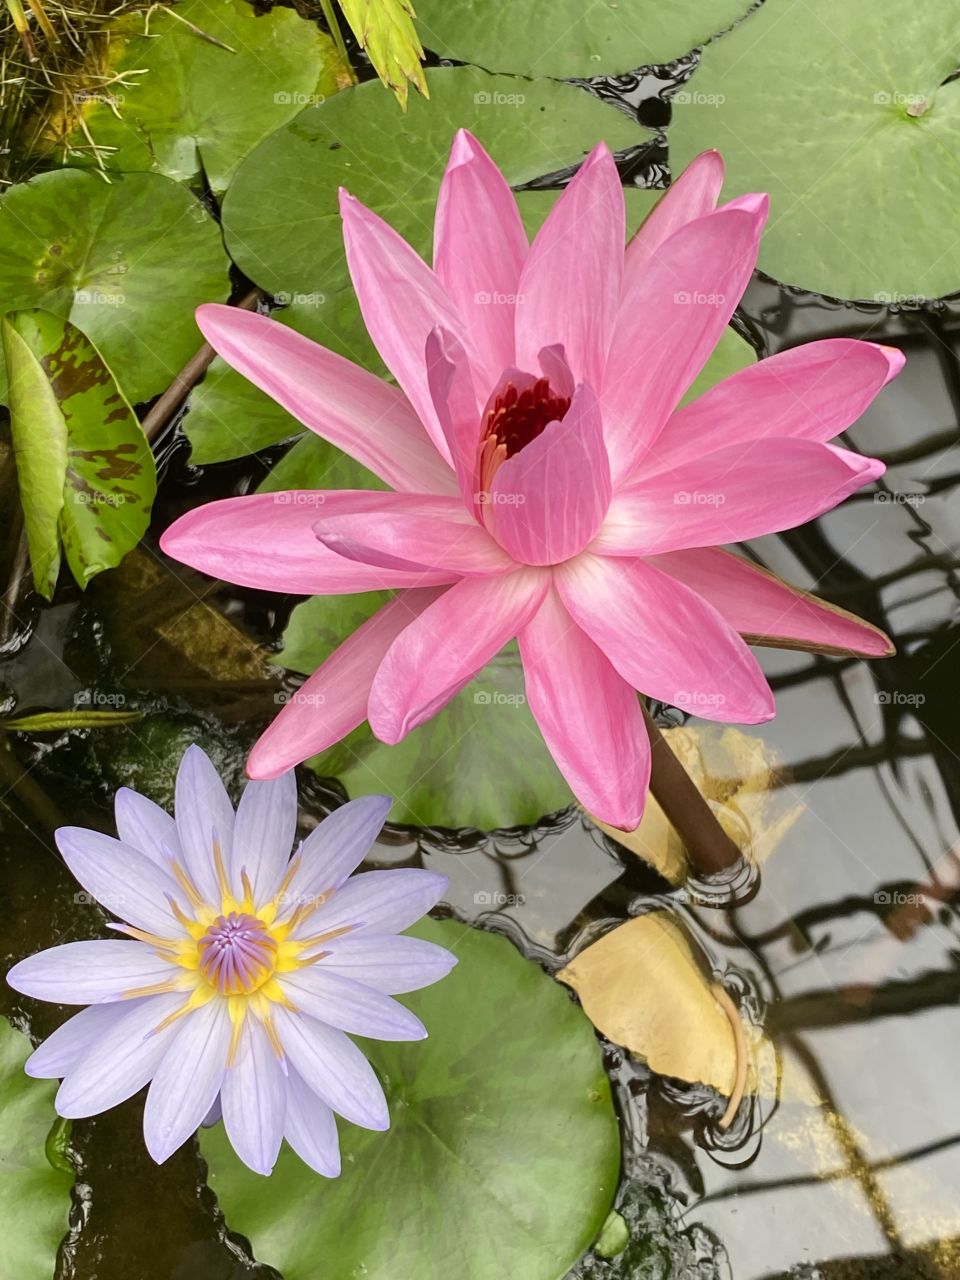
(240, 867, 256, 914)
(113, 924, 180, 953)
(170, 860, 205, 912)
(120, 977, 190, 1000)
(260, 1011, 285, 1060)
(152, 985, 214, 1032)
(212, 836, 232, 902)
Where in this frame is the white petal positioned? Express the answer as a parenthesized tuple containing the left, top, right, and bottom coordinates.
(174, 744, 235, 905)
(114, 788, 180, 866)
(26, 1003, 135, 1078)
(221, 1018, 286, 1175)
(274, 1007, 388, 1131)
(279, 795, 391, 918)
(55, 828, 182, 936)
(7, 941, 179, 1004)
(232, 772, 298, 904)
(143, 998, 231, 1163)
(283, 1066, 340, 1177)
(55, 994, 184, 1118)
(280, 968, 426, 1041)
(295, 869, 448, 944)
(319, 933, 458, 994)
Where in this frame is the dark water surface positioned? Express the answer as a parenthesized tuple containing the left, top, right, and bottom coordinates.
(2, 70, 960, 1280)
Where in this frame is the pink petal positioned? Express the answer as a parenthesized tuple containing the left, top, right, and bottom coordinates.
(433, 129, 527, 396)
(246, 588, 444, 780)
(518, 588, 650, 829)
(368, 568, 549, 743)
(601, 201, 768, 485)
(515, 143, 625, 388)
(426, 326, 482, 509)
(623, 150, 724, 289)
(312, 491, 513, 576)
(195, 305, 456, 496)
(648, 547, 894, 657)
(160, 494, 458, 595)
(488, 381, 611, 566)
(556, 554, 775, 723)
(340, 190, 478, 462)
(638, 339, 905, 478)
(594, 439, 883, 556)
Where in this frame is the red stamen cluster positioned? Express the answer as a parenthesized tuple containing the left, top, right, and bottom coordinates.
(477, 379, 571, 499)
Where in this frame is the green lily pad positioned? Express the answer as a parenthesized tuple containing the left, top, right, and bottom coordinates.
(669, 0, 960, 300)
(74, 0, 352, 192)
(2, 309, 156, 598)
(0, 1020, 74, 1280)
(201, 919, 620, 1280)
(413, 0, 751, 78)
(221, 66, 649, 297)
(0, 169, 229, 405)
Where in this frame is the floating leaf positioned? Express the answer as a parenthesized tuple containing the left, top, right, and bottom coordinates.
(338, 0, 427, 108)
(2, 309, 157, 598)
(202, 919, 620, 1280)
(0, 169, 229, 405)
(413, 0, 752, 78)
(669, 0, 960, 299)
(221, 66, 648, 299)
(0, 1020, 73, 1280)
(3, 710, 142, 731)
(590, 725, 801, 885)
(74, 0, 353, 191)
(558, 911, 747, 1096)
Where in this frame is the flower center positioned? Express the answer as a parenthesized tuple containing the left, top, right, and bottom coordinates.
(198, 911, 278, 995)
(478, 377, 571, 496)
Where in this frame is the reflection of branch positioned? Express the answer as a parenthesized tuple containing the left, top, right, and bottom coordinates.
(777, 735, 931, 784)
(772, 966, 960, 1032)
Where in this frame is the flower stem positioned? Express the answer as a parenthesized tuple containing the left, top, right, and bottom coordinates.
(641, 705, 741, 876)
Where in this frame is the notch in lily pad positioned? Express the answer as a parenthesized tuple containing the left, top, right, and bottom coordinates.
(2, 309, 157, 600)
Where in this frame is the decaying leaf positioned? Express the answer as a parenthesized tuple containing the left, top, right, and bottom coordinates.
(2, 308, 155, 599)
(590, 725, 803, 885)
(338, 0, 428, 108)
(558, 911, 747, 1096)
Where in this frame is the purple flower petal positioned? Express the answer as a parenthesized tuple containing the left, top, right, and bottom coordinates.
(279, 968, 426, 1042)
(294, 869, 448, 944)
(231, 772, 297, 905)
(174, 745, 235, 905)
(202, 1095, 223, 1128)
(114, 788, 180, 867)
(56, 993, 184, 1118)
(54, 828, 182, 935)
(143, 998, 231, 1163)
(283, 1066, 340, 1177)
(319, 933, 458, 994)
(274, 1007, 389, 1131)
(26, 1002, 135, 1078)
(8, 941, 179, 1004)
(280, 795, 392, 917)
(221, 1019, 286, 1175)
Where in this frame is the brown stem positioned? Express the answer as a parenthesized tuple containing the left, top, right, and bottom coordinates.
(642, 705, 741, 876)
(140, 288, 262, 443)
(0, 529, 29, 646)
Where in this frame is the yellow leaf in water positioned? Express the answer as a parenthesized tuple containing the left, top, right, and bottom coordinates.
(590, 725, 803, 885)
(558, 911, 743, 1095)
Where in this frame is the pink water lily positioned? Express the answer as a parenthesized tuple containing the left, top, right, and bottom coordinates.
(162, 134, 901, 830)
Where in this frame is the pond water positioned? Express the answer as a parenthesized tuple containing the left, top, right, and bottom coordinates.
(2, 64, 960, 1280)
